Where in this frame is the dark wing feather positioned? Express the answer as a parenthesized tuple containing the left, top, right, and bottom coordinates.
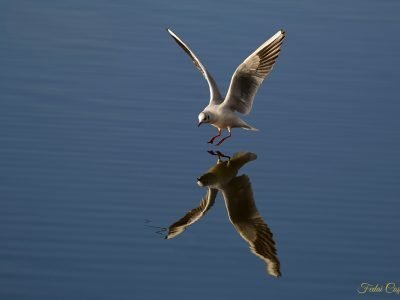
(222, 175, 281, 277)
(166, 188, 218, 239)
(223, 30, 285, 115)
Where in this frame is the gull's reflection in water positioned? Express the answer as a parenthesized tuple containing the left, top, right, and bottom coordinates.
(166, 151, 281, 277)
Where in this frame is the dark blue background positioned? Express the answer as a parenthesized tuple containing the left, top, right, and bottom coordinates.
(1, 0, 399, 299)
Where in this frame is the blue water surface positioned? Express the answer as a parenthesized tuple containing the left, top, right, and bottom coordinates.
(1, 0, 400, 299)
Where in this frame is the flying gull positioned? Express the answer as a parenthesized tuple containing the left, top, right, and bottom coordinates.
(167, 28, 285, 145)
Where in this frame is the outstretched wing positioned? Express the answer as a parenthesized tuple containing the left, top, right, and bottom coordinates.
(166, 188, 218, 239)
(223, 30, 285, 115)
(222, 175, 281, 277)
(167, 28, 223, 105)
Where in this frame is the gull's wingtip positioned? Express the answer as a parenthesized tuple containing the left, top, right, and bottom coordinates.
(279, 29, 286, 36)
(166, 28, 174, 35)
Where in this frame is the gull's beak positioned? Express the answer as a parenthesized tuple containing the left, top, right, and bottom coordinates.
(197, 121, 203, 127)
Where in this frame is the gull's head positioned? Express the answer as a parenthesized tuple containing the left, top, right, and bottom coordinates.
(198, 112, 211, 127)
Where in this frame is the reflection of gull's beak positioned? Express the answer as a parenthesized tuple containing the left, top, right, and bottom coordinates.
(197, 122, 203, 127)
(197, 177, 204, 187)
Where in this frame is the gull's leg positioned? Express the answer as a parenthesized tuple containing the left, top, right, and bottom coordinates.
(208, 128, 222, 144)
(216, 128, 231, 146)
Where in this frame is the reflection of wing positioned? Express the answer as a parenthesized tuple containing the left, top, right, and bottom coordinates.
(166, 188, 218, 239)
(222, 175, 281, 277)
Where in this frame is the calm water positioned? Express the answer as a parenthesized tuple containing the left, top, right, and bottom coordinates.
(1, 0, 400, 299)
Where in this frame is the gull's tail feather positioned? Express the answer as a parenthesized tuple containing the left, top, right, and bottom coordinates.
(242, 124, 259, 131)
(237, 118, 259, 131)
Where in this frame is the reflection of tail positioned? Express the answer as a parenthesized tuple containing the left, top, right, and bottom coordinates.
(231, 152, 257, 161)
(229, 152, 258, 170)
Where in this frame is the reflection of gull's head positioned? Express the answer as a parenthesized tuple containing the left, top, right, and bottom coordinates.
(197, 152, 258, 189)
(197, 173, 217, 187)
